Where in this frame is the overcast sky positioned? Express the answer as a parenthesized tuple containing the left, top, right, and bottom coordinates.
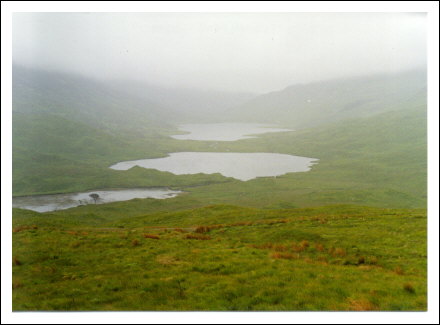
(13, 12, 426, 93)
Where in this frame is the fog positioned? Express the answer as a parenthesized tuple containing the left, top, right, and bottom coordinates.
(13, 12, 426, 93)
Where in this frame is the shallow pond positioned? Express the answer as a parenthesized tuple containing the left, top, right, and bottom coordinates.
(110, 152, 318, 181)
(12, 188, 182, 213)
(170, 123, 293, 141)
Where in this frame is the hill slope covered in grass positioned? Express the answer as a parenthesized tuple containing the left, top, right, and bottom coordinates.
(13, 100, 426, 208)
(12, 204, 426, 311)
(11, 66, 428, 311)
(13, 66, 427, 209)
(109, 80, 256, 122)
(12, 65, 181, 134)
(229, 69, 426, 128)
(196, 102, 427, 209)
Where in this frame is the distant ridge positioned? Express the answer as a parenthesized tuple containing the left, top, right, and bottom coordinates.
(228, 69, 426, 128)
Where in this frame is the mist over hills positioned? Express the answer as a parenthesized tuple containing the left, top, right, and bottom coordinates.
(229, 69, 427, 128)
(11, 62, 429, 311)
(13, 65, 426, 132)
(12, 65, 257, 130)
(12, 65, 427, 197)
(9, 11, 431, 313)
(108, 80, 256, 122)
(13, 65, 180, 135)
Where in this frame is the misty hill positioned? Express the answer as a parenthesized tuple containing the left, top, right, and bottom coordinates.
(12, 65, 183, 136)
(109, 80, 256, 122)
(229, 69, 427, 128)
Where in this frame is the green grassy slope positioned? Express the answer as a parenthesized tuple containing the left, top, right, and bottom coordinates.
(12, 112, 232, 196)
(13, 65, 181, 134)
(11, 68, 428, 311)
(192, 103, 427, 209)
(13, 102, 426, 208)
(12, 66, 427, 209)
(11, 105, 428, 311)
(229, 69, 426, 128)
(12, 204, 427, 311)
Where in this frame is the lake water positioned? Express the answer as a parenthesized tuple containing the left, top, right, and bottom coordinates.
(12, 188, 182, 213)
(170, 123, 293, 141)
(110, 152, 318, 181)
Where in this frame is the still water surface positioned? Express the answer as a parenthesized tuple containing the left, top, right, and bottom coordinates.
(12, 188, 181, 213)
(170, 123, 293, 141)
(110, 152, 318, 181)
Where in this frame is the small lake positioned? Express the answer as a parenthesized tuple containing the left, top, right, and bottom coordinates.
(110, 152, 318, 181)
(12, 188, 182, 213)
(170, 123, 293, 141)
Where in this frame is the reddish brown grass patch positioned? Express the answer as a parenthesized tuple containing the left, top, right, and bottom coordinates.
(332, 248, 346, 257)
(273, 244, 288, 252)
(394, 266, 404, 275)
(348, 298, 378, 311)
(368, 256, 378, 265)
(13, 225, 38, 233)
(271, 252, 297, 260)
(300, 240, 309, 249)
(315, 243, 325, 252)
(292, 243, 305, 253)
(131, 239, 140, 246)
(12, 281, 23, 289)
(195, 226, 210, 233)
(208, 224, 224, 230)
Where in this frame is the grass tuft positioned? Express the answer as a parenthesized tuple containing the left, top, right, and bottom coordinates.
(273, 244, 288, 252)
(333, 248, 346, 257)
(13, 256, 22, 266)
(271, 252, 298, 260)
(403, 283, 415, 293)
(195, 226, 210, 233)
(394, 266, 404, 275)
(12, 281, 23, 290)
(184, 233, 211, 240)
(143, 234, 160, 240)
(156, 255, 179, 265)
(131, 239, 140, 246)
(348, 298, 378, 311)
(300, 240, 310, 249)
(13, 225, 38, 233)
(315, 243, 325, 252)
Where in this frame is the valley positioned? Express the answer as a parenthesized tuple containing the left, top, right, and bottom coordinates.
(11, 66, 428, 311)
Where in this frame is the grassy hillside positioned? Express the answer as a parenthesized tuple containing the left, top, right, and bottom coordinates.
(13, 102, 426, 209)
(13, 65, 181, 134)
(12, 204, 426, 311)
(229, 69, 426, 128)
(13, 67, 427, 209)
(110, 80, 256, 122)
(194, 103, 427, 209)
(11, 67, 428, 311)
(12, 110, 236, 196)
